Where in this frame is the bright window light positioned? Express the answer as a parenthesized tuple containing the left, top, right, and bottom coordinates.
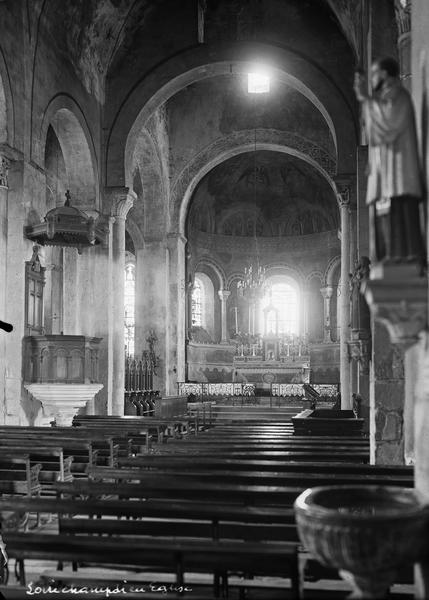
(248, 71, 270, 94)
(260, 282, 299, 335)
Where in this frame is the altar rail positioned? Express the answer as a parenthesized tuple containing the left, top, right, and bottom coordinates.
(177, 382, 255, 399)
(271, 383, 339, 399)
(177, 382, 338, 401)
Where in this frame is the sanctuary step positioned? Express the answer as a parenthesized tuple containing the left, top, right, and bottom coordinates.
(211, 399, 300, 422)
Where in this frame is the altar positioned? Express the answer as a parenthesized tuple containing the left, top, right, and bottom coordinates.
(233, 334, 310, 391)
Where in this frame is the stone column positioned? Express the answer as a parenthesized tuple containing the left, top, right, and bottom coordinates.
(320, 286, 333, 343)
(337, 180, 352, 409)
(106, 188, 134, 415)
(0, 157, 8, 424)
(302, 287, 310, 339)
(404, 341, 419, 465)
(363, 266, 427, 465)
(166, 233, 187, 395)
(370, 321, 405, 465)
(218, 290, 231, 343)
(137, 238, 168, 395)
(186, 282, 194, 340)
(50, 248, 63, 334)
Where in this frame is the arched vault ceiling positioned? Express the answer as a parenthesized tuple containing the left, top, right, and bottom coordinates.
(37, 0, 360, 104)
(324, 0, 361, 59)
(167, 75, 336, 182)
(188, 151, 339, 238)
(38, 0, 156, 101)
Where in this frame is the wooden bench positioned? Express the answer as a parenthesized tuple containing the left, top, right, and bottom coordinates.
(0, 427, 130, 465)
(119, 455, 410, 476)
(73, 415, 194, 440)
(0, 456, 41, 497)
(99, 464, 412, 487)
(1, 532, 301, 598)
(53, 479, 303, 505)
(0, 496, 296, 527)
(154, 448, 370, 462)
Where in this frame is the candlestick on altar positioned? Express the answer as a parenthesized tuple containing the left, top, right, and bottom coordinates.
(234, 306, 238, 334)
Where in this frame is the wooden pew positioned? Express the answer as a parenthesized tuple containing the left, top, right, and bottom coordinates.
(1, 531, 301, 598)
(0, 426, 130, 465)
(0, 496, 296, 527)
(73, 415, 194, 440)
(86, 464, 412, 488)
(119, 455, 411, 476)
(0, 456, 41, 497)
(53, 479, 302, 505)
(153, 447, 370, 462)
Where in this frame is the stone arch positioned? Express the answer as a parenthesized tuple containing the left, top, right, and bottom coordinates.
(192, 271, 216, 339)
(324, 255, 341, 286)
(305, 270, 324, 285)
(174, 134, 339, 236)
(127, 128, 165, 238)
(323, 255, 341, 341)
(125, 215, 144, 252)
(264, 264, 304, 291)
(193, 257, 226, 290)
(0, 45, 14, 145)
(39, 95, 99, 210)
(109, 42, 358, 185)
(226, 272, 246, 291)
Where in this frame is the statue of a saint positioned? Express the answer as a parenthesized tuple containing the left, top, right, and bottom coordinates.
(354, 57, 425, 265)
(349, 256, 371, 330)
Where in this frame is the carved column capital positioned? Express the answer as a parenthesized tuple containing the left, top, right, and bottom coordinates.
(347, 330, 372, 374)
(218, 290, 231, 302)
(0, 156, 9, 188)
(104, 186, 135, 220)
(320, 286, 334, 299)
(334, 176, 353, 207)
(362, 265, 427, 348)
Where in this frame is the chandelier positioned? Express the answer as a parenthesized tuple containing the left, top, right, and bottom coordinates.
(237, 119, 267, 300)
(238, 263, 266, 299)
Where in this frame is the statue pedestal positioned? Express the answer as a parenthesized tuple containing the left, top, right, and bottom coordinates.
(25, 383, 103, 426)
(363, 264, 427, 346)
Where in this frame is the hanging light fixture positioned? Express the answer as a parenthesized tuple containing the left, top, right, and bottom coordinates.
(238, 128, 266, 300)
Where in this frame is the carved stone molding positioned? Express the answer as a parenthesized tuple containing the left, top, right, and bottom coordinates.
(334, 175, 353, 207)
(0, 156, 9, 188)
(104, 187, 136, 220)
(363, 265, 427, 348)
(320, 286, 334, 299)
(337, 187, 350, 207)
(25, 383, 103, 426)
(218, 290, 231, 302)
(171, 129, 337, 221)
(394, 0, 411, 36)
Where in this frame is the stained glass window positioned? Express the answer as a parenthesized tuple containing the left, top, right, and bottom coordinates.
(191, 280, 203, 327)
(124, 262, 135, 356)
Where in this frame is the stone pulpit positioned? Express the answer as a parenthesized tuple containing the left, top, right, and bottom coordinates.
(23, 335, 103, 426)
